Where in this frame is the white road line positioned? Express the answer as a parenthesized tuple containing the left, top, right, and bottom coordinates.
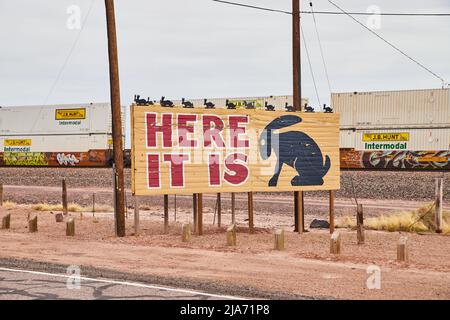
(0, 267, 246, 300)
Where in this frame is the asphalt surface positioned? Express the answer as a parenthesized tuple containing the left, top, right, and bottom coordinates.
(0, 268, 242, 300)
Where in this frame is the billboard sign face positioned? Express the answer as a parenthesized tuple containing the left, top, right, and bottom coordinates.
(131, 106, 340, 195)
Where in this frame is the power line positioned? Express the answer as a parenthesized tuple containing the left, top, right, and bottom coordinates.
(213, 0, 447, 85)
(328, 0, 446, 85)
(310, 2, 332, 97)
(212, 0, 290, 15)
(43, 0, 96, 105)
(301, 23, 321, 107)
(212, 0, 450, 17)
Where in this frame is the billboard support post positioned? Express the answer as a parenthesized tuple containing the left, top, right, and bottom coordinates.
(329, 190, 335, 234)
(248, 192, 254, 234)
(198, 193, 203, 235)
(217, 193, 222, 228)
(193, 194, 198, 233)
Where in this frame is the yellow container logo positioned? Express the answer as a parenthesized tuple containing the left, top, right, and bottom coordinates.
(4, 139, 32, 146)
(362, 132, 409, 142)
(55, 108, 86, 120)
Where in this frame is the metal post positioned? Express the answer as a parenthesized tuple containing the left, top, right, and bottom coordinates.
(231, 193, 236, 224)
(248, 192, 254, 234)
(435, 178, 443, 233)
(217, 193, 222, 228)
(164, 195, 169, 233)
(105, 0, 126, 237)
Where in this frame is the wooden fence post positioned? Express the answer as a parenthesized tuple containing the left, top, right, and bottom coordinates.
(397, 236, 409, 263)
(182, 223, 191, 242)
(435, 178, 443, 234)
(134, 196, 140, 235)
(1, 214, 11, 230)
(329, 190, 335, 234)
(197, 193, 203, 235)
(55, 213, 64, 223)
(357, 204, 365, 244)
(248, 192, 254, 234)
(274, 229, 285, 251)
(66, 218, 75, 236)
(164, 195, 169, 234)
(330, 231, 341, 254)
(28, 216, 38, 233)
(62, 178, 68, 216)
(226, 224, 236, 246)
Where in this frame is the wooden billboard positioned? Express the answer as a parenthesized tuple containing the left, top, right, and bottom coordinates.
(131, 105, 340, 196)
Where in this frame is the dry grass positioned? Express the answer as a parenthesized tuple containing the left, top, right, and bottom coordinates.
(31, 203, 113, 213)
(337, 203, 450, 234)
(2, 201, 17, 210)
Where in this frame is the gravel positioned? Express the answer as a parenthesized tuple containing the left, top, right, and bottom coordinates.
(0, 167, 448, 201)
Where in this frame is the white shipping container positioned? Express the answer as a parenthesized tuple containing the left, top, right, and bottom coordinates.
(0, 103, 126, 136)
(332, 88, 450, 129)
(0, 134, 110, 153)
(340, 128, 450, 151)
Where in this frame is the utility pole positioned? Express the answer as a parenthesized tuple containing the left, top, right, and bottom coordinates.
(105, 0, 126, 237)
(293, 0, 302, 111)
(293, 0, 304, 234)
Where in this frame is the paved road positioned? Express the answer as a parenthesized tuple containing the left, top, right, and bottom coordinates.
(0, 268, 242, 300)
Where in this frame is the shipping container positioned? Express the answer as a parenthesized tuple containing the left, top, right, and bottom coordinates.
(340, 128, 450, 151)
(0, 103, 125, 167)
(333, 88, 450, 170)
(331, 88, 450, 129)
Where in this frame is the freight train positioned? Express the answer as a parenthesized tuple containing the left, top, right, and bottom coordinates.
(334, 88, 450, 170)
(0, 103, 124, 167)
(1, 89, 449, 170)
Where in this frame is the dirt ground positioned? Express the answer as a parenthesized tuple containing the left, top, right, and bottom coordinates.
(1, 205, 449, 300)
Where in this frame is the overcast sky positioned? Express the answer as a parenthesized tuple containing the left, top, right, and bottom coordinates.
(1, 0, 449, 146)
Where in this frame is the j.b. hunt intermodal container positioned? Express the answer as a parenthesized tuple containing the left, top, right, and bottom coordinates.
(333, 88, 450, 170)
(0, 103, 125, 167)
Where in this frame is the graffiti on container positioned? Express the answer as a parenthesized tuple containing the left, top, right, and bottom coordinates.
(363, 151, 450, 169)
(340, 149, 450, 170)
(57, 153, 80, 166)
(4, 152, 49, 166)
